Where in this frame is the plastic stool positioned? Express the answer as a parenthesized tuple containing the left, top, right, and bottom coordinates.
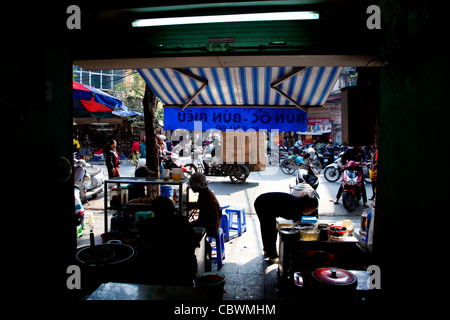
(207, 228, 225, 269)
(120, 155, 126, 160)
(220, 205, 230, 242)
(220, 214, 230, 242)
(93, 155, 100, 161)
(225, 206, 247, 237)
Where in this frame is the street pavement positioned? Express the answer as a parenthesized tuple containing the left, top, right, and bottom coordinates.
(77, 159, 373, 248)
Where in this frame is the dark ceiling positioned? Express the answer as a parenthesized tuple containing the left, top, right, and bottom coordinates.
(65, 0, 381, 68)
(3, 1, 382, 69)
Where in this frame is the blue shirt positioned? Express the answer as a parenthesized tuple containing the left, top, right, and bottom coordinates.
(139, 143, 146, 158)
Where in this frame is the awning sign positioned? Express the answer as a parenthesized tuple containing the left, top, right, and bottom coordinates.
(164, 107, 307, 132)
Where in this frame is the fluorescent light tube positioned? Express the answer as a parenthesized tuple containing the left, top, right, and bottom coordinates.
(132, 11, 319, 27)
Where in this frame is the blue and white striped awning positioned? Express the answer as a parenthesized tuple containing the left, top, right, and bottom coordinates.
(138, 66, 342, 110)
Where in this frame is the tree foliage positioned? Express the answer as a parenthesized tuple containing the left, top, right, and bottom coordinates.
(111, 70, 164, 128)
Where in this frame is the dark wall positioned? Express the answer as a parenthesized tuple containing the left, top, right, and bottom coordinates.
(375, 0, 448, 305)
(3, 3, 77, 301)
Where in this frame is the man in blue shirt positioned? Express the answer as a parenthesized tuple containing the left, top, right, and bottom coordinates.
(139, 138, 146, 158)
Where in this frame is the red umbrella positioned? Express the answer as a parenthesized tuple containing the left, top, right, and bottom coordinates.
(73, 81, 128, 118)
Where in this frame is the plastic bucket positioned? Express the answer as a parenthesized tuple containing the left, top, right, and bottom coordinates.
(160, 185, 173, 198)
(196, 272, 227, 300)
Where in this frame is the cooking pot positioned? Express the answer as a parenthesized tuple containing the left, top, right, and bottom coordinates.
(311, 267, 357, 290)
(76, 240, 137, 288)
(290, 183, 314, 197)
(76, 242, 135, 266)
(279, 228, 300, 243)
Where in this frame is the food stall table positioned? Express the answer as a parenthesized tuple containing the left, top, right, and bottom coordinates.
(278, 228, 370, 285)
(76, 227, 207, 292)
(103, 177, 189, 232)
(86, 282, 211, 300)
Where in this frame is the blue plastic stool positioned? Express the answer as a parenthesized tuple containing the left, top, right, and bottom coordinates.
(220, 214, 230, 242)
(93, 155, 100, 161)
(120, 155, 126, 160)
(225, 206, 247, 237)
(207, 228, 225, 269)
(220, 205, 230, 242)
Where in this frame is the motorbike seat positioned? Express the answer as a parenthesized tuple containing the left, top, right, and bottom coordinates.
(86, 166, 103, 176)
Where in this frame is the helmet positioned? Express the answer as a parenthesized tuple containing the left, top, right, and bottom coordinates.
(157, 135, 167, 141)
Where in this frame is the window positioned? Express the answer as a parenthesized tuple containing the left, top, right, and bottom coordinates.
(72, 66, 124, 91)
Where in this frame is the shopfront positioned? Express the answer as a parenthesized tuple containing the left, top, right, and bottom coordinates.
(73, 117, 140, 159)
(298, 118, 332, 144)
(8, 0, 447, 306)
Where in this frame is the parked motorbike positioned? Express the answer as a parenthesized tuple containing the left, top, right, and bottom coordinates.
(341, 161, 364, 212)
(137, 142, 192, 179)
(305, 145, 323, 173)
(281, 152, 321, 175)
(162, 152, 192, 179)
(268, 146, 289, 165)
(361, 161, 372, 184)
(323, 152, 371, 184)
(280, 154, 304, 175)
(323, 152, 344, 182)
(295, 161, 319, 190)
(74, 157, 105, 204)
(315, 145, 337, 169)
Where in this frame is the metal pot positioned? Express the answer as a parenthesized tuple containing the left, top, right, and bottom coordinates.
(76, 241, 137, 289)
(311, 267, 357, 290)
(279, 228, 300, 242)
(76, 243, 135, 266)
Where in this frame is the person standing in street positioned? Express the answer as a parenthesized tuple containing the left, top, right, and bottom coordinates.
(157, 135, 168, 177)
(369, 146, 378, 200)
(73, 134, 80, 158)
(139, 137, 146, 158)
(131, 138, 140, 166)
(81, 134, 91, 160)
(104, 139, 120, 179)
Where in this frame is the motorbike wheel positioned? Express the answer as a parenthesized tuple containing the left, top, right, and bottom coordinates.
(324, 166, 341, 182)
(280, 159, 296, 175)
(312, 159, 322, 174)
(228, 164, 249, 184)
(342, 192, 357, 212)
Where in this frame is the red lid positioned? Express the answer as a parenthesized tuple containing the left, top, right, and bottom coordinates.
(328, 226, 347, 235)
(312, 268, 356, 285)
